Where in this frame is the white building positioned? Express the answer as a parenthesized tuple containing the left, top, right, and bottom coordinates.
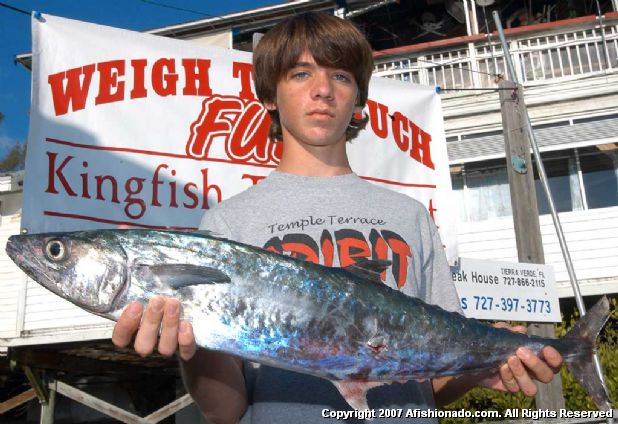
(373, 11, 618, 297)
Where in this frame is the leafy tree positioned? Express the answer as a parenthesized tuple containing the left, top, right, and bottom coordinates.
(0, 112, 26, 172)
(0, 143, 26, 172)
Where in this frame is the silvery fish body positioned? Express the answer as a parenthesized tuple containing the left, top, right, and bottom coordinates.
(5, 229, 613, 410)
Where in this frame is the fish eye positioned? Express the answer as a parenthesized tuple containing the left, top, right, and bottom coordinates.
(45, 239, 67, 262)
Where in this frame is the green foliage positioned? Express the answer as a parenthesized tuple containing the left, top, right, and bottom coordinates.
(440, 296, 618, 423)
(0, 112, 26, 172)
(0, 143, 26, 172)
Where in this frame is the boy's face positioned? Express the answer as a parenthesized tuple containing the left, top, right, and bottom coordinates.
(265, 51, 361, 149)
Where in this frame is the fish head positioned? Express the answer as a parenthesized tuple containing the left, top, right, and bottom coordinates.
(6, 231, 128, 314)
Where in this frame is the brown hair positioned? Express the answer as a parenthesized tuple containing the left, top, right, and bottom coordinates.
(253, 12, 374, 142)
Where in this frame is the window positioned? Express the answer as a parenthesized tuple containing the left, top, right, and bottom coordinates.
(578, 145, 618, 209)
(462, 159, 512, 222)
(450, 165, 466, 223)
(451, 145, 618, 223)
(533, 150, 583, 214)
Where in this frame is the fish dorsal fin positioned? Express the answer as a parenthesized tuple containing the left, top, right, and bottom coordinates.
(192, 230, 220, 238)
(331, 380, 386, 410)
(342, 259, 391, 284)
(138, 264, 231, 288)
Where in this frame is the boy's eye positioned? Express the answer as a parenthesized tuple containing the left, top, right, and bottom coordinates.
(291, 71, 310, 80)
(333, 73, 352, 82)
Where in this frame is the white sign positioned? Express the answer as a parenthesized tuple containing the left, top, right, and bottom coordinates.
(451, 258, 561, 322)
(23, 14, 458, 263)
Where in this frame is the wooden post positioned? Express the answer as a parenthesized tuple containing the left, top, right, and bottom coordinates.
(40, 381, 55, 424)
(499, 79, 565, 410)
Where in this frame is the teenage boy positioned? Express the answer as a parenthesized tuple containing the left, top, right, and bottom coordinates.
(112, 12, 562, 424)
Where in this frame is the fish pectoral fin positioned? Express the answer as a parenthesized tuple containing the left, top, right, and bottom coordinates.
(342, 259, 392, 284)
(140, 264, 231, 288)
(331, 380, 385, 411)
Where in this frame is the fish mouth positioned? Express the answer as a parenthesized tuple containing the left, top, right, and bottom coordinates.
(5, 235, 29, 271)
(5, 236, 17, 261)
(5, 235, 56, 293)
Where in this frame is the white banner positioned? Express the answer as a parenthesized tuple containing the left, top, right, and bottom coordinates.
(24, 14, 458, 261)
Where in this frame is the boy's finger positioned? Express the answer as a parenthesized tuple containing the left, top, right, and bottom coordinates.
(157, 299, 181, 357)
(112, 302, 143, 348)
(178, 321, 197, 361)
(134, 296, 165, 357)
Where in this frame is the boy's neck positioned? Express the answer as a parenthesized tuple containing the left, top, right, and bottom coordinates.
(275, 137, 353, 177)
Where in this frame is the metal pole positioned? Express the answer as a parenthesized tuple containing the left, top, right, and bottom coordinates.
(462, 0, 472, 36)
(493, 11, 612, 421)
(595, 0, 613, 70)
(470, 0, 479, 35)
(492, 9, 586, 315)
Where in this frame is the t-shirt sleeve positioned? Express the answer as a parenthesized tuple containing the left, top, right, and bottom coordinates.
(426, 217, 463, 314)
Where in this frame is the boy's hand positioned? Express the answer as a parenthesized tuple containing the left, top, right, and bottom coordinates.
(111, 296, 197, 361)
(480, 323, 563, 396)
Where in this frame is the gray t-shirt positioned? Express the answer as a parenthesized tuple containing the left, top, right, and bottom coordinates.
(198, 171, 461, 423)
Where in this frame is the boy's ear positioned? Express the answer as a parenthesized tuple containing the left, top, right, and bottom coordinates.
(264, 100, 277, 111)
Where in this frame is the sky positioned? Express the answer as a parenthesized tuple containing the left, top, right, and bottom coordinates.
(0, 0, 277, 157)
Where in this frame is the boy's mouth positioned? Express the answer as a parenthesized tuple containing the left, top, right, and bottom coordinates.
(307, 109, 334, 117)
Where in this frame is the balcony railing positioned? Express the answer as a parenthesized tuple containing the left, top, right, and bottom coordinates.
(373, 13, 618, 90)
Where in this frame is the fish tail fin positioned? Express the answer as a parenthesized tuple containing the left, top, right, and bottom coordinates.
(562, 296, 613, 411)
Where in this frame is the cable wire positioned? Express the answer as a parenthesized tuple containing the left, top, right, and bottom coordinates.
(137, 0, 215, 17)
(0, 1, 30, 16)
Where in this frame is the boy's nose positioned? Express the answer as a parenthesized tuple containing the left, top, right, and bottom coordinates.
(311, 72, 334, 100)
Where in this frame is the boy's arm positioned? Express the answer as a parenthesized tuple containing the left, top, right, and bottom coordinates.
(181, 350, 247, 424)
(112, 297, 248, 424)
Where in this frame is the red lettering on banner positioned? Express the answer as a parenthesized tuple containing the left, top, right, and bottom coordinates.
(80, 161, 91, 198)
(187, 96, 243, 158)
(152, 58, 178, 96)
(46, 152, 77, 196)
(151, 164, 168, 207)
(233, 62, 255, 100)
(366, 100, 389, 139)
(95, 60, 125, 105)
(95, 175, 120, 203)
(227, 101, 272, 163)
(241, 174, 267, 186)
(411, 122, 434, 169)
(200, 168, 222, 209)
(45, 151, 223, 220)
(364, 99, 435, 170)
(182, 59, 212, 96)
(48, 64, 96, 116)
(130, 59, 148, 99)
(125, 177, 147, 219)
(428, 198, 437, 220)
(48, 58, 219, 114)
(187, 95, 280, 165)
(392, 111, 410, 152)
(183, 183, 199, 209)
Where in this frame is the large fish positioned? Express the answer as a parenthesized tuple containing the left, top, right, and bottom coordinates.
(5, 229, 614, 411)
